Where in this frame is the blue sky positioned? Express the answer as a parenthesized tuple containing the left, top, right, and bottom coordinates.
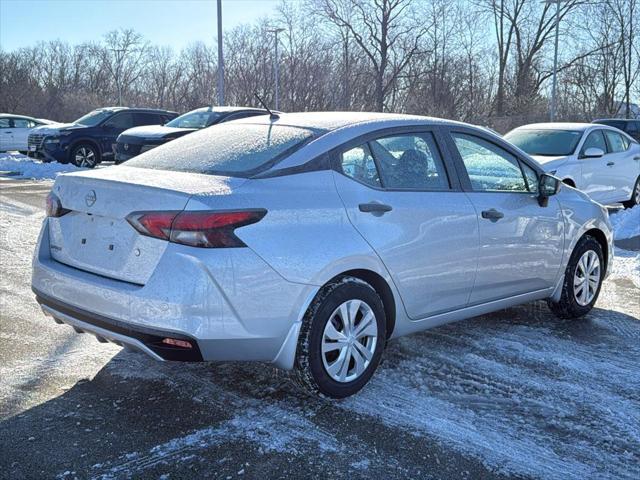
(0, 0, 281, 51)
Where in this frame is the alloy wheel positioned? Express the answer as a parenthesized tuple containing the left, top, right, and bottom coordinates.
(573, 250, 600, 306)
(321, 299, 378, 383)
(75, 147, 96, 167)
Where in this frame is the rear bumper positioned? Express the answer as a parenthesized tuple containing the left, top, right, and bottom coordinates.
(35, 288, 203, 361)
(31, 218, 315, 368)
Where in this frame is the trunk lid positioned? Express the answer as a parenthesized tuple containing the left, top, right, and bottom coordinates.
(48, 166, 244, 284)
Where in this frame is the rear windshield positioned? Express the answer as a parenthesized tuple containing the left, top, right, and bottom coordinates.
(126, 123, 319, 177)
(504, 129, 582, 156)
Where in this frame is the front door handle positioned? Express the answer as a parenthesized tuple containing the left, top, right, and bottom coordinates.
(481, 209, 504, 222)
(633, 156, 640, 161)
(359, 202, 393, 214)
(607, 161, 615, 166)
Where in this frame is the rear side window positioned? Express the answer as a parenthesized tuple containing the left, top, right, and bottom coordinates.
(341, 144, 380, 187)
(134, 113, 163, 126)
(105, 112, 134, 129)
(126, 123, 318, 177)
(452, 133, 529, 192)
(581, 130, 607, 156)
(604, 130, 628, 152)
(0, 118, 11, 128)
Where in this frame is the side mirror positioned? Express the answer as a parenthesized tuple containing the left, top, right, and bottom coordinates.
(538, 173, 560, 207)
(582, 147, 604, 158)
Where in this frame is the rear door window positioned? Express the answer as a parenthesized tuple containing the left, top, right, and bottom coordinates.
(105, 112, 134, 130)
(134, 113, 163, 126)
(0, 118, 12, 128)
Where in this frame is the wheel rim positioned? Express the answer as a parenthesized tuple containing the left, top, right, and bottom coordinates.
(75, 147, 96, 167)
(573, 250, 601, 306)
(634, 180, 640, 204)
(321, 299, 378, 383)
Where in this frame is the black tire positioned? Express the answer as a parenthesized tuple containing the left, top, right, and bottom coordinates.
(547, 235, 604, 319)
(70, 143, 100, 168)
(293, 276, 387, 399)
(622, 176, 640, 209)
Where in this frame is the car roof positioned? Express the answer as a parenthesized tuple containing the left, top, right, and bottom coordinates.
(185, 106, 270, 114)
(510, 122, 595, 132)
(95, 107, 178, 114)
(232, 111, 467, 132)
(593, 118, 637, 123)
(0, 113, 40, 120)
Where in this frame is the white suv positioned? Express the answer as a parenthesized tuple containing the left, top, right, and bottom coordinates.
(505, 122, 640, 208)
(33, 113, 613, 398)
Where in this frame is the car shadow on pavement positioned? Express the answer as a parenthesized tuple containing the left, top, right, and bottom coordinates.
(2, 302, 639, 480)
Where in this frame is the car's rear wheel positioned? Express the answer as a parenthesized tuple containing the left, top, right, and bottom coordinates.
(547, 235, 604, 319)
(293, 276, 386, 398)
(70, 143, 100, 168)
(622, 176, 640, 209)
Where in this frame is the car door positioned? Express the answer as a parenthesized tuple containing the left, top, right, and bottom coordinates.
(0, 118, 13, 151)
(100, 112, 134, 155)
(577, 129, 613, 204)
(446, 130, 564, 305)
(332, 128, 479, 319)
(603, 129, 640, 203)
(11, 118, 33, 151)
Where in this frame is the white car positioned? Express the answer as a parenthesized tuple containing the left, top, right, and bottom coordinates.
(0, 114, 54, 152)
(505, 123, 640, 208)
(33, 113, 613, 398)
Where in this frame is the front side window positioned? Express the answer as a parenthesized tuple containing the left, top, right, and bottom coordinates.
(504, 129, 582, 156)
(341, 144, 380, 187)
(452, 133, 528, 192)
(604, 130, 628, 152)
(369, 133, 449, 190)
(580, 130, 607, 156)
(127, 123, 318, 177)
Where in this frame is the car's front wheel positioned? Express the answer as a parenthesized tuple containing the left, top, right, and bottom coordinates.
(70, 143, 100, 168)
(547, 235, 604, 319)
(622, 176, 640, 209)
(293, 276, 386, 398)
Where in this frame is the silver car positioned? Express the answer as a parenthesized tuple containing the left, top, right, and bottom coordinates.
(32, 113, 613, 398)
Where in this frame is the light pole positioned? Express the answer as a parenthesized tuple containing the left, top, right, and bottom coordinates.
(545, 0, 567, 122)
(267, 28, 285, 110)
(216, 0, 224, 106)
(110, 47, 126, 105)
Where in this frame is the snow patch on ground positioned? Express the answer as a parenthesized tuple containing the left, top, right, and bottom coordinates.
(0, 152, 84, 179)
(610, 206, 640, 240)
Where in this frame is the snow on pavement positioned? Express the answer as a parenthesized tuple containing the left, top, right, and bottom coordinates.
(0, 152, 85, 179)
(1, 181, 639, 480)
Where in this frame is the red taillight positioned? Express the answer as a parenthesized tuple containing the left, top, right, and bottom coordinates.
(45, 192, 70, 218)
(126, 209, 266, 248)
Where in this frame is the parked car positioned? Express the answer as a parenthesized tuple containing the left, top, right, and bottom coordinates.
(505, 123, 640, 208)
(33, 112, 613, 398)
(114, 106, 270, 163)
(27, 107, 178, 167)
(0, 114, 54, 153)
(593, 118, 640, 142)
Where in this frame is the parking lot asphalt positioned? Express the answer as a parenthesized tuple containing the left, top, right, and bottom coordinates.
(1, 178, 639, 480)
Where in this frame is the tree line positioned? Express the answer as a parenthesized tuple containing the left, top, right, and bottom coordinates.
(0, 0, 638, 132)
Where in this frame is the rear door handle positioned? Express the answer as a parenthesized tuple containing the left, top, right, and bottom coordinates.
(481, 209, 504, 222)
(607, 161, 615, 166)
(359, 202, 393, 214)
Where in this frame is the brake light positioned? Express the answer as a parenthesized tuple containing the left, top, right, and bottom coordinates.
(45, 192, 70, 218)
(126, 209, 266, 248)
